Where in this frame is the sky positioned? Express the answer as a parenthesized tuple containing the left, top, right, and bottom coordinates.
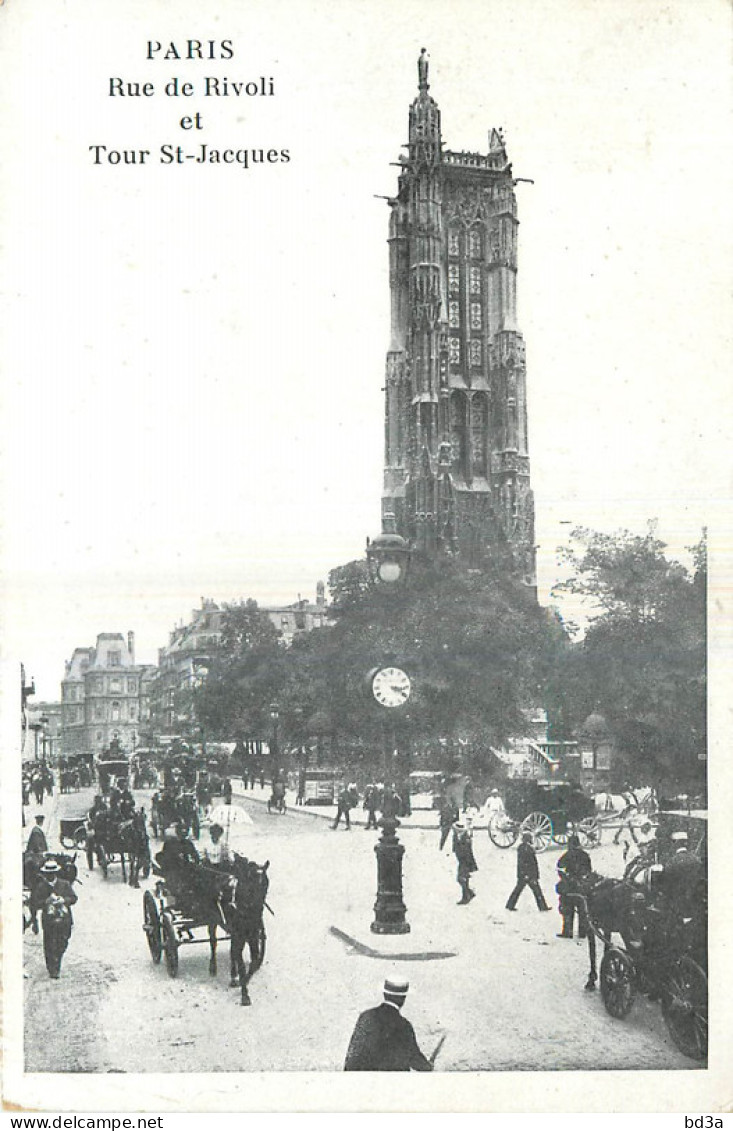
(1, 0, 731, 704)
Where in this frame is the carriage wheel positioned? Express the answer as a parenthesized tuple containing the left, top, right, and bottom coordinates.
(662, 956, 708, 1061)
(74, 825, 88, 850)
(59, 830, 76, 850)
(578, 817, 601, 849)
(162, 912, 179, 978)
(143, 891, 162, 964)
(553, 824, 572, 847)
(520, 812, 553, 852)
(600, 947, 636, 1018)
(488, 814, 519, 849)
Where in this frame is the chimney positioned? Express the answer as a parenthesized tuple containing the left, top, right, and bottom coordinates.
(128, 631, 135, 664)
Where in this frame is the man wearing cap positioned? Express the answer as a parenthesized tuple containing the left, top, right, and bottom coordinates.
(452, 818, 478, 904)
(506, 832, 551, 912)
(344, 978, 434, 1071)
(25, 814, 48, 863)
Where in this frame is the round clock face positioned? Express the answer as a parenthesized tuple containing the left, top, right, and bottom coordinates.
(372, 666, 411, 708)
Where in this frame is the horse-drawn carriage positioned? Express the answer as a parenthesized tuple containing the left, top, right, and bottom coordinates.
(142, 855, 270, 1005)
(488, 779, 599, 852)
(150, 789, 200, 840)
(571, 817, 707, 1062)
(86, 809, 151, 887)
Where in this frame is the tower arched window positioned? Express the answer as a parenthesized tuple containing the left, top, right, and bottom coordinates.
(448, 265, 460, 294)
(448, 301, 460, 329)
(448, 229, 460, 257)
(469, 228, 482, 258)
(469, 339, 482, 367)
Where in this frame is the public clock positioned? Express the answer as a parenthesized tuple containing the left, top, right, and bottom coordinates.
(371, 666, 411, 709)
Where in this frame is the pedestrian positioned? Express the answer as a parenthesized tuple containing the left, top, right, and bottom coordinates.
(555, 833, 592, 938)
(344, 978, 435, 1071)
(31, 859, 78, 977)
(25, 814, 48, 862)
(438, 796, 459, 851)
(485, 787, 505, 819)
(32, 773, 45, 806)
(452, 818, 478, 904)
(506, 832, 551, 911)
(363, 784, 380, 830)
(223, 777, 233, 806)
(332, 783, 358, 830)
(296, 765, 307, 806)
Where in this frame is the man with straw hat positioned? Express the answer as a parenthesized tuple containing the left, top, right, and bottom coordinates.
(344, 977, 437, 1071)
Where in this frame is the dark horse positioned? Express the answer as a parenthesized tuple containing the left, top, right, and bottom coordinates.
(219, 857, 270, 1005)
(567, 870, 661, 990)
(119, 810, 151, 889)
(153, 855, 270, 1006)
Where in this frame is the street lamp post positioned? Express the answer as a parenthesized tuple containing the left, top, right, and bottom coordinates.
(365, 518, 412, 935)
(269, 702, 280, 784)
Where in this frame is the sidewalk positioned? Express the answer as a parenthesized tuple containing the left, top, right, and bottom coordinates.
(230, 778, 489, 831)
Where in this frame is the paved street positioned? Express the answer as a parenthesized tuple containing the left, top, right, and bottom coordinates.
(23, 784, 697, 1073)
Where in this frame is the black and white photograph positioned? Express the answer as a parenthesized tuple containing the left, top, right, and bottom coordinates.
(1, 0, 730, 1115)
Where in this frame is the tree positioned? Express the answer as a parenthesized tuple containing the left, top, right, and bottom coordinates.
(193, 600, 283, 739)
(552, 524, 706, 791)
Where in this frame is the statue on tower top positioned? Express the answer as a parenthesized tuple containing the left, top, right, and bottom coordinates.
(418, 47, 429, 91)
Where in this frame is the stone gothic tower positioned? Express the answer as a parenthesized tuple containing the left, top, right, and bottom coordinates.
(382, 50, 536, 586)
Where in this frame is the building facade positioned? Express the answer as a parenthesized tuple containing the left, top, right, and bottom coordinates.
(382, 51, 536, 584)
(60, 632, 154, 758)
(149, 587, 330, 736)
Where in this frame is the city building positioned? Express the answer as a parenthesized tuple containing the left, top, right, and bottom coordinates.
(381, 50, 535, 584)
(60, 632, 155, 758)
(149, 586, 329, 735)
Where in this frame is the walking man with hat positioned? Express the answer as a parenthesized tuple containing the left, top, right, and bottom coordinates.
(506, 832, 551, 912)
(31, 859, 78, 977)
(344, 978, 436, 1071)
(452, 817, 478, 904)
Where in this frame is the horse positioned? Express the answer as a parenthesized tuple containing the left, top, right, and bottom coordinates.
(220, 857, 270, 1006)
(119, 809, 151, 888)
(567, 869, 662, 991)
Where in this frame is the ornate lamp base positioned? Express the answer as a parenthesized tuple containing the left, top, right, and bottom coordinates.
(371, 817, 410, 935)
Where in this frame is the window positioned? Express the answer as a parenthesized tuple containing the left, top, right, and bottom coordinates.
(95, 704, 103, 720)
(469, 229, 481, 257)
(469, 339, 482, 367)
(449, 338, 461, 364)
(448, 230, 460, 257)
(469, 266, 481, 295)
(127, 679, 137, 694)
(129, 702, 137, 719)
(448, 301, 460, 329)
(108, 650, 121, 667)
(448, 264, 460, 294)
(470, 302, 482, 330)
(111, 701, 120, 721)
(110, 678, 121, 693)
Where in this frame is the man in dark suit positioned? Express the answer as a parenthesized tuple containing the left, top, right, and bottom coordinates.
(25, 814, 48, 862)
(344, 978, 435, 1071)
(506, 832, 551, 911)
(556, 833, 593, 938)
